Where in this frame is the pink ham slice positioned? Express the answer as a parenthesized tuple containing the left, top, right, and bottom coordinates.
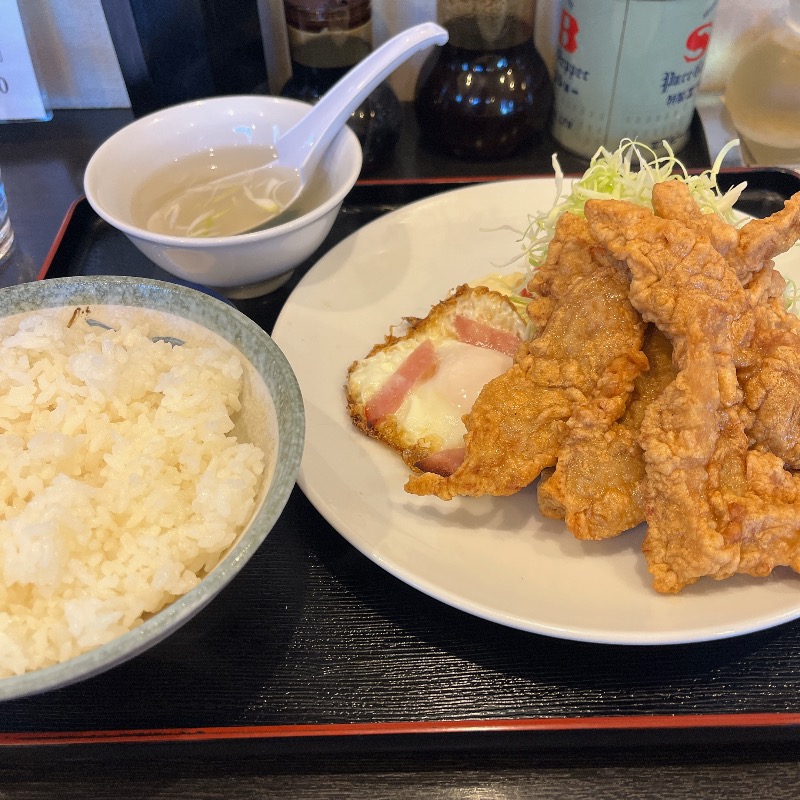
(454, 315, 521, 357)
(415, 447, 466, 476)
(365, 339, 438, 425)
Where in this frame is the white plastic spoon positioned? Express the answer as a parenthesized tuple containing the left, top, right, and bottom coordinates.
(148, 21, 448, 238)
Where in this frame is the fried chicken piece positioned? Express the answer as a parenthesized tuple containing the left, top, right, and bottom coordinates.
(652, 182, 800, 467)
(527, 213, 657, 538)
(730, 451, 800, 577)
(405, 264, 646, 500)
(700, 415, 800, 581)
(589, 191, 800, 591)
(652, 181, 800, 285)
(585, 198, 751, 592)
(726, 191, 800, 465)
(732, 194, 800, 466)
(525, 212, 622, 329)
(537, 326, 674, 540)
(624, 327, 676, 430)
(651, 180, 740, 259)
(535, 395, 645, 540)
(739, 299, 800, 467)
(735, 192, 800, 281)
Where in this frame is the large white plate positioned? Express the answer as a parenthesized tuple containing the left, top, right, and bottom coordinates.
(272, 177, 800, 646)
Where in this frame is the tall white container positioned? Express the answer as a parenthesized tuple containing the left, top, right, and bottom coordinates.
(551, 0, 718, 159)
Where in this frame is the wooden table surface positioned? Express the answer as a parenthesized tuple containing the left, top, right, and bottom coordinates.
(2, 108, 800, 798)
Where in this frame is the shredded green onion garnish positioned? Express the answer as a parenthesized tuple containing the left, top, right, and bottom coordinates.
(518, 138, 746, 272)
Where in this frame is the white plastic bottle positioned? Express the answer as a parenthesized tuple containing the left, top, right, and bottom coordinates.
(724, 0, 800, 167)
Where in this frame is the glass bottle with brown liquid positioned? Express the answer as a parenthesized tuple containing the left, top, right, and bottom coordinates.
(280, 0, 401, 173)
(414, 0, 552, 160)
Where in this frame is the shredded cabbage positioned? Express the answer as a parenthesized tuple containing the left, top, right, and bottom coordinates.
(518, 138, 746, 272)
(785, 278, 800, 313)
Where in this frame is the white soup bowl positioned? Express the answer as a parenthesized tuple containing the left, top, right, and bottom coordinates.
(83, 95, 362, 299)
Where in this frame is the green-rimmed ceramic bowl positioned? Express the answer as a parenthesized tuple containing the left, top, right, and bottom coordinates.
(0, 276, 304, 700)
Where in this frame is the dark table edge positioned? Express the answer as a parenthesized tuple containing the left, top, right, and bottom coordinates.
(36, 195, 87, 281)
(3, 711, 800, 748)
(3, 714, 800, 767)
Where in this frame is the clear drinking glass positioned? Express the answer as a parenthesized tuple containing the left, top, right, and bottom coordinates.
(0, 169, 15, 262)
(724, 0, 800, 167)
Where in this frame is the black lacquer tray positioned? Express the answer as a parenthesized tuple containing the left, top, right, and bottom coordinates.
(4, 169, 800, 762)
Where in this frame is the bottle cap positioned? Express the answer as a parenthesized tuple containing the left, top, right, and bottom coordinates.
(284, 0, 371, 32)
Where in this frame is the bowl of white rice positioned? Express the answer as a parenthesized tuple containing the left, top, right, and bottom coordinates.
(0, 275, 304, 700)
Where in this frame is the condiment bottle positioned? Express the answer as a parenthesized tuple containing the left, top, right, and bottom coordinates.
(414, 0, 553, 160)
(724, 0, 800, 167)
(280, 0, 401, 173)
(550, 0, 718, 159)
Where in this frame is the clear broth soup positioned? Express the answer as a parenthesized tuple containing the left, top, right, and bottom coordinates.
(131, 145, 328, 238)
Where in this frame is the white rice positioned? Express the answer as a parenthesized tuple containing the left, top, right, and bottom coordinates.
(0, 306, 265, 677)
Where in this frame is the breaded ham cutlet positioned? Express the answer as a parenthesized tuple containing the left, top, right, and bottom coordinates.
(346, 284, 528, 476)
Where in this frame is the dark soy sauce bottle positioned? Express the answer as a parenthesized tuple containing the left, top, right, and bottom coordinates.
(280, 0, 401, 173)
(414, 2, 553, 160)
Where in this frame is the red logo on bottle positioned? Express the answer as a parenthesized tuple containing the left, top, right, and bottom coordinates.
(558, 9, 580, 53)
(684, 22, 713, 62)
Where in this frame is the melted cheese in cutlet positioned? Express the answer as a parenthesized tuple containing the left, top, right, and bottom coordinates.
(352, 337, 513, 450)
